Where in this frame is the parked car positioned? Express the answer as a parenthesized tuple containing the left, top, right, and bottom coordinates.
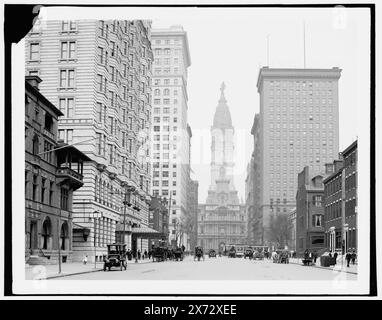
(244, 248, 254, 259)
(208, 249, 217, 258)
(103, 243, 127, 271)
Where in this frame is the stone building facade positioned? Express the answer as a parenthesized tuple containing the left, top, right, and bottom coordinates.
(25, 20, 154, 261)
(25, 76, 90, 264)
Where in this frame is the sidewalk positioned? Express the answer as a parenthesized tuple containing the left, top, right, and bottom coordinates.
(288, 257, 358, 275)
(25, 258, 153, 280)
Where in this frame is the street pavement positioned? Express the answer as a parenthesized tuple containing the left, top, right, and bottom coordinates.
(52, 255, 357, 280)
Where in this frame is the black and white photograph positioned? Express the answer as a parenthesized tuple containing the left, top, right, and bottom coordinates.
(2, 0, 380, 300)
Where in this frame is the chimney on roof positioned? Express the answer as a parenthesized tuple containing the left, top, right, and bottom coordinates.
(25, 75, 42, 90)
(325, 163, 334, 175)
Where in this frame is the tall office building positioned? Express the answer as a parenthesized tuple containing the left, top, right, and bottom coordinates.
(254, 67, 341, 246)
(150, 25, 192, 248)
(25, 20, 154, 261)
(197, 84, 246, 251)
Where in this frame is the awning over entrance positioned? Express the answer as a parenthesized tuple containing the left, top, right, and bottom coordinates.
(131, 226, 165, 239)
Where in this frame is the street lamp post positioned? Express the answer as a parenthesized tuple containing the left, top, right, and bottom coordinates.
(58, 206, 62, 274)
(92, 210, 101, 269)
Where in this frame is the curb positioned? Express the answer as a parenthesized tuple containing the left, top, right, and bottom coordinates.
(288, 260, 358, 275)
(46, 268, 103, 280)
(44, 261, 154, 279)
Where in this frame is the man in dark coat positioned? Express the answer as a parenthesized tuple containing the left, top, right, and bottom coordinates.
(351, 250, 357, 265)
(346, 251, 352, 267)
(333, 251, 338, 265)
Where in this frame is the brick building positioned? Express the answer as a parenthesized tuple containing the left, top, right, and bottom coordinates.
(324, 140, 357, 254)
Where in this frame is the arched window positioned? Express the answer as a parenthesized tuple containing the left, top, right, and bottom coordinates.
(60, 222, 69, 250)
(32, 134, 39, 155)
(154, 89, 160, 96)
(41, 218, 52, 249)
(163, 89, 170, 96)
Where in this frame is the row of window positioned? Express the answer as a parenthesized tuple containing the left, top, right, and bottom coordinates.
(154, 88, 179, 96)
(25, 172, 70, 210)
(154, 68, 180, 75)
(152, 153, 179, 160)
(153, 48, 182, 56)
(153, 78, 180, 86)
(152, 134, 177, 142)
(153, 125, 179, 132)
(153, 107, 178, 114)
(154, 58, 180, 65)
(153, 170, 177, 178)
(154, 39, 181, 45)
(268, 80, 333, 88)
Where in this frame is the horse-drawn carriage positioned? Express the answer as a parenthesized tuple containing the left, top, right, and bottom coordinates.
(173, 247, 184, 261)
(152, 246, 168, 262)
(194, 246, 205, 261)
(273, 250, 289, 264)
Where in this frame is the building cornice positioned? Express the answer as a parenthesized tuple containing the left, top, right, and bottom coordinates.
(256, 67, 342, 93)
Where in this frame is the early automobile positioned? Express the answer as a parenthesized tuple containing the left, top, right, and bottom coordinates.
(228, 246, 236, 258)
(244, 248, 254, 259)
(253, 250, 264, 260)
(103, 243, 127, 271)
(152, 246, 167, 262)
(194, 246, 204, 261)
(208, 249, 217, 258)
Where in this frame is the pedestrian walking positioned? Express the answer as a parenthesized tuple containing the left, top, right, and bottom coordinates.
(333, 251, 338, 265)
(82, 255, 88, 265)
(351, 250, 357, 265)
(313, 251, 317, 264)
(138, 250, 141, 260)
(144, 250, 148, 259)
(346, 251, 352, 267)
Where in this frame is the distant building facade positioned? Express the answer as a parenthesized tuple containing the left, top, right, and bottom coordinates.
(255, 67, 341, 246)
(187, 179, 199, 250)
(245, 155, 255, 244)
(25, 76, 90, 264)
(324, 140, 357, 254)
(25, 20, 154, 261)
(197, 84, 246, 251)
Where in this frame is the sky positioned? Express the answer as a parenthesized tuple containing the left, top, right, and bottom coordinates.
(152, 7, 370, 202)
(33, 5, 370, 203)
